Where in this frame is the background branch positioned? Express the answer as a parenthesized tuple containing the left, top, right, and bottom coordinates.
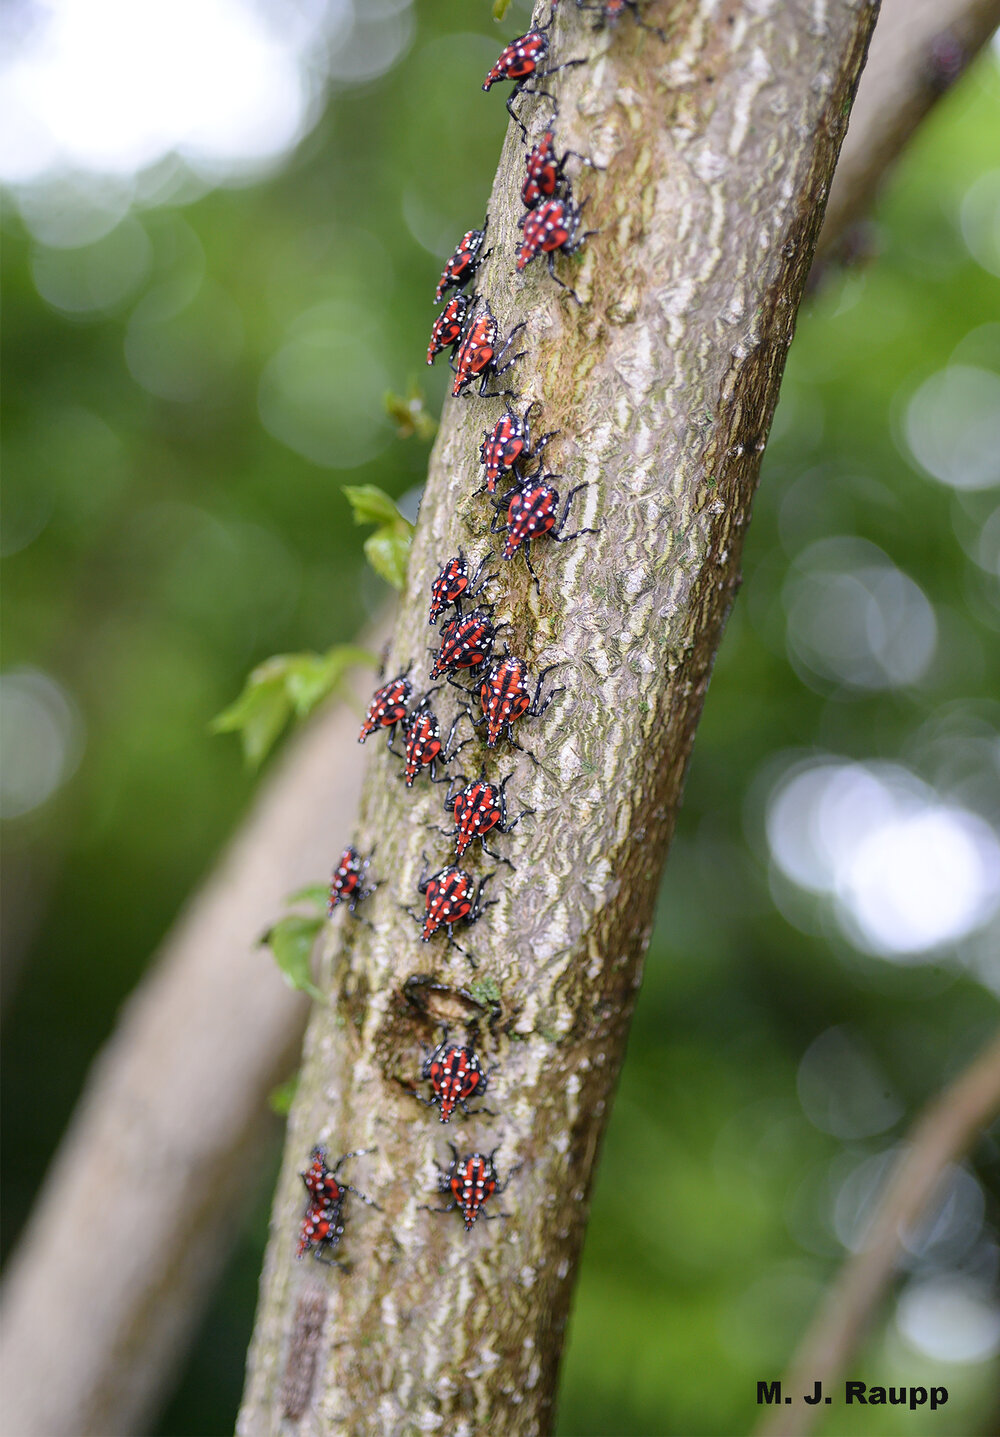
(756, 1028, 1000, 1437)
(0, 645, 387, 1437)
(817, 0, 1000, 260)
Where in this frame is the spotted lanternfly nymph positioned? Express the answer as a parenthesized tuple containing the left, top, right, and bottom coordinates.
(296, 1146, 380, 1265)
(451, 302, 526, 400)
(483, 10, 584, 139)
(434, 222, 489, 304)
(516, 196, 595, 301)
(427, 294, 470, 366)
(476, 652, 565, 751)
(408, 859, 496, 960)
(358, 668, 412, 750)
(418, 1032, 492, 1123)
(423, 1143, 510, 1230)
(575, 0, 668, 40)
(444, 767, 533, 861)
(478, 400, 557, 495)
(328, 846, 376, 917)
(492, 476, 597, 592)
(521, 129, 592, 209)
(428, 551, 497, 626)
(401, 692, 469, 788)
(429, 607, 505, 683)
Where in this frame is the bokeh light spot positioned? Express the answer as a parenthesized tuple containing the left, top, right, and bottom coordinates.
(0, 669, 84, 819)
(797, 1027, 903, 1139)
(897, 1277, 1000, 1363)
(784, 537, 937, 691)
(904, 366, 1000, 492)
(767, 759, 1000, 959)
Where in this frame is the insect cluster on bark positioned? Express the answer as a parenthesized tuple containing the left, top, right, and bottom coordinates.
(299, 0, 666, 1269)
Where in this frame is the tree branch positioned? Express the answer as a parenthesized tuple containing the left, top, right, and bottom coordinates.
(0, 648, 387, 1437)
(3, 1, 997, 1432)
(756, 1028, 1000, 1437)
(816, 0, 1000, 259)
(237, 2, 880, 1431)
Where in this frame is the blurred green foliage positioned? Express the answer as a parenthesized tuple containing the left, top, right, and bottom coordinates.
(2, 4, 999, 1435)
(212, 643, 376, 766)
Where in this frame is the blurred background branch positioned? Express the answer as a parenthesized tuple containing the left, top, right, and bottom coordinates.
(758, 1027, 1000, 1437)
(817, 0, 1000, 261)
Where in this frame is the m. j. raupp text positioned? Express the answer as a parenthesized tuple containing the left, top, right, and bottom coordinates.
(757, 1380, 949, 1410)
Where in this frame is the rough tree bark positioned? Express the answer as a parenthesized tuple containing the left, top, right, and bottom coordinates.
(238, 3, 881, 1433)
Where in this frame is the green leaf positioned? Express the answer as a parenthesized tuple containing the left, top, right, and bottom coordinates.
(364, 528, 411, 591)
(342, 485, 414, 591)
(268, 1073, 299, 1117)
(262, 915, 326, 1003)
(286, 882, 330, 913)
(343, 484, 406, 528)
(212, 645, 377, 765)
(492, 0, 512, 17)
(285, 645, 378, 718)
(211, 668, 292, 768)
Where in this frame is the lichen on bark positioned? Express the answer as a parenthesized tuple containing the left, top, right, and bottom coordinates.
(238, 3, 880, 1433)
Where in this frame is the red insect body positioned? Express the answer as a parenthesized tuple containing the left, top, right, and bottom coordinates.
(491, 477, 596, 591)
(516, 197, 592, 298)
(425, 1145, 510, 1231)
(403, 710, 440, 785)
(301, 1146, 345, 1205)
(412, 861, 494, 955)
(297, 1201, 344, 1261)
(429, 608, 500, 680)
(422, 1039, 489, 1122)
(296, 1147, 379, 1264)
(503, 480, 559, 553)
(445, 769, 532, 861)
(451, 302, 525, 400)
(523, 128, 584, 209)
(479, 655, 530, 747)
(435, 224, 488, 304)
(428, 552, 496, 626)
(419, 866, 474, 940)
(478, 400, 556, 494)
(483, 30, 548, 90)
(328, 846, 375, 917)
(478, 653, 564, 750)
(452, 313, 494, 397)
(401, 695, 467, 787)
(359, 670, 411, 749)
(427, 295, 469, 365)
(449, 1153, 498, 1229)
(483, 15, 585, 139)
